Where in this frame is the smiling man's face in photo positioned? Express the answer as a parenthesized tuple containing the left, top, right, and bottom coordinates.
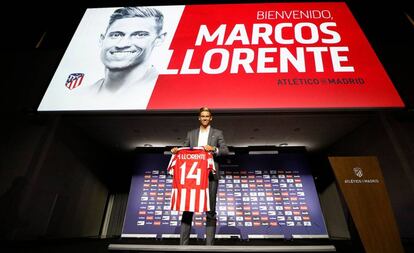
(100, 17, 161, 71)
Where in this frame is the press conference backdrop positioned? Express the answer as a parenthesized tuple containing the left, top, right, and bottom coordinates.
(122, 152, 328, 239)
(38, 2, 403, 111)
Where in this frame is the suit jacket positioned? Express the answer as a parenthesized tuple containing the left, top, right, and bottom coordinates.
(183, 127, 229, 180)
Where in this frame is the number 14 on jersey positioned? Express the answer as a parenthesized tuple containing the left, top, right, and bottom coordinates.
(180, 161, 201, 185)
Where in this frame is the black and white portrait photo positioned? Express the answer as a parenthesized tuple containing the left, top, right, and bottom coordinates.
(38, 5, 184, 111)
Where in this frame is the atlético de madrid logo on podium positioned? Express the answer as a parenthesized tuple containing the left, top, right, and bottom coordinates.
(353, 167, 363, 178)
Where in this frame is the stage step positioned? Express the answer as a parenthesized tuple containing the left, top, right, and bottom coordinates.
(108, 244, 336, 252)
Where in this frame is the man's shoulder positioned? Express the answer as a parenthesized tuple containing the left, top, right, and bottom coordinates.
(188, 127, 223, 133)
(77, 78, 104, 95)
(89, 78, 105, 92)
(211, 127, 223, 134)
(188, 128, 199, 135)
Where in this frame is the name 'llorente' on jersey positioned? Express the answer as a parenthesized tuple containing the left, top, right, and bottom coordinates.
(167, 147, 215, 213)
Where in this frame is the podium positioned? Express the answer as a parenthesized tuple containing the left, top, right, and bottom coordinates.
(329, 156, 404, 253)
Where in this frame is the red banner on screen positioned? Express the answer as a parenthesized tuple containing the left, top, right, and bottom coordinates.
(147, 2, 403, 110)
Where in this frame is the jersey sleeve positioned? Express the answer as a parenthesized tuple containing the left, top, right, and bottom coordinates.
(207, 152, 216, 174)
(167, 154, 177, 175)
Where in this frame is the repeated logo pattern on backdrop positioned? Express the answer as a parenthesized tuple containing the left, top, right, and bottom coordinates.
(123, 153, 328, 239)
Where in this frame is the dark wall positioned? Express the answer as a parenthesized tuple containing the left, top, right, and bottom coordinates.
(326, 112, 414, 238)
(0, 50, 113, 239)
(0, 115, 111, 239)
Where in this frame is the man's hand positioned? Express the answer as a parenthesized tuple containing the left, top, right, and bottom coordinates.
(171, 147, 179, 154)
(203, 145, 216, 152)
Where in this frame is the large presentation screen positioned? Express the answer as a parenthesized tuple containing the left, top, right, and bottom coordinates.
(38, 2, 404, 111)
(122, 152, 328, 239)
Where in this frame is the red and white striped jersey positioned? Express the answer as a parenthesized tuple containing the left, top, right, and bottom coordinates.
(167, 147, 215, 212)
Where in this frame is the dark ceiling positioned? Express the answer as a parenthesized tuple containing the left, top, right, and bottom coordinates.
(63, 111, 375, 152)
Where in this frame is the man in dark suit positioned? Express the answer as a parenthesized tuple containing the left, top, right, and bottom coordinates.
(171, 107, 229, 245)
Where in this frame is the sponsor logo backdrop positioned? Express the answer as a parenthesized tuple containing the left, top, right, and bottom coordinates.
(122, 152, 328, 239)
